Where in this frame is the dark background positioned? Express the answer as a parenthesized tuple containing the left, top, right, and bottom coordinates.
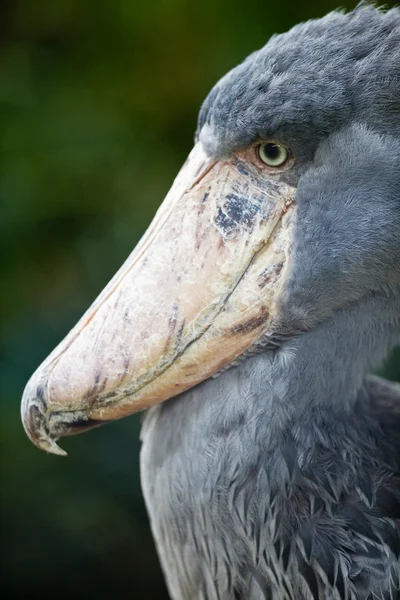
(1, 1, 399, 598)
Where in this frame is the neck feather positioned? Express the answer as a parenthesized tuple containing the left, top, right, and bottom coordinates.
(143, 290, 400, 454)
(269, 289, 400, 413)
(141, 290, 400, 500)
(203, 289, 400, 428)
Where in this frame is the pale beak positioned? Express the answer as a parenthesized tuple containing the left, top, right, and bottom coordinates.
(21, 142, 295, 455)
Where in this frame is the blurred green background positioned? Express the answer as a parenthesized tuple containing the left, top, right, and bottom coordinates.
(1, 1, 399, 598)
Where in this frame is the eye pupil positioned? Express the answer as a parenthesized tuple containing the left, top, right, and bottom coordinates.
(265, 143, 280, 159)
(257, 141, 290, 168)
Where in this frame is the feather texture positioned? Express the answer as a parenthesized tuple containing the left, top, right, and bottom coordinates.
(140, 6, 400, 599)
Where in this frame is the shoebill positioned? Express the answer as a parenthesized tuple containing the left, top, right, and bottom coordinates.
(21, 5, 400, 599)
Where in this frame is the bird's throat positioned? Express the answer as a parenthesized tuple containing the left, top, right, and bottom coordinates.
(157, 289, 400, 436)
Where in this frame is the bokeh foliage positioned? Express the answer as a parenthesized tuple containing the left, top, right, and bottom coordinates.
(1, 1, 399, 598)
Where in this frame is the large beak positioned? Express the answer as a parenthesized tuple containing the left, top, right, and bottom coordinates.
(21, 143, 295, 455)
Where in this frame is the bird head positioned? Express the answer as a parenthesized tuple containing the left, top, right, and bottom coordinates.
(22, 6, 400, 455)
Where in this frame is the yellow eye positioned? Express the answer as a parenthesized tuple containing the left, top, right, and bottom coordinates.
(257, 142, 290, 167)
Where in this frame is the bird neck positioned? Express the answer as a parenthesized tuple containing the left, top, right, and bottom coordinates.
(253, 289, 400, 418)
(141, 290, 400, 499)
(205, 289, 400, 436)
(146, 290, 400, 456)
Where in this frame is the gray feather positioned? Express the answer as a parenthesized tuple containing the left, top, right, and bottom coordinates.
(140, 6, 400, 599)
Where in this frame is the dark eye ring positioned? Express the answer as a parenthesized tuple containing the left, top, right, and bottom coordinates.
(257, 142, 291, 168)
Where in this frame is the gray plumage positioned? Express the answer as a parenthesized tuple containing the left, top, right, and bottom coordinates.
(140, 6, 400, 599)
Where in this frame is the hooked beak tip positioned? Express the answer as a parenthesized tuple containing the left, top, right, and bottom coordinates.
(38, 436, 68, 457)
(21, 382, 68, 457)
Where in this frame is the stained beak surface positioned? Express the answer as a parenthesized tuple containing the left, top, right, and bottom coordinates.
(21, 143, 295, 455)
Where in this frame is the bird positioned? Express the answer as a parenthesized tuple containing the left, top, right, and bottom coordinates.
(21, 4, 400, 599)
